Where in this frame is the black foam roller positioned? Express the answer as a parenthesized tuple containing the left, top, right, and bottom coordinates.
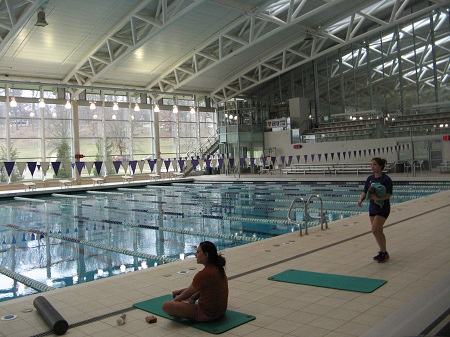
(33, 296, 69, 335)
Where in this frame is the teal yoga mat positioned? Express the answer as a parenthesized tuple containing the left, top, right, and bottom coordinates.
(133, 294, 255, 334)
(268, 269, 387, 293)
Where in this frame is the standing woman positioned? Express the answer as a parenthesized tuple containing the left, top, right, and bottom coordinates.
(357, 158, 393, 263)
(162, 241, 228, 321)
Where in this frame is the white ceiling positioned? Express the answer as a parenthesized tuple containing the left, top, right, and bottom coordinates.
(0, 0, 445, 103)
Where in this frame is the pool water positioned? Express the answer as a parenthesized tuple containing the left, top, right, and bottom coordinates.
(0, 180, 448, 302)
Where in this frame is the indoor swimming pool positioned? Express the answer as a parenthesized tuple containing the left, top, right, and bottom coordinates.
(0, 180, 449, 303)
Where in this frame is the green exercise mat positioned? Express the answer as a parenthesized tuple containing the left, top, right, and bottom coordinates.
(133, 294, 255, 334)
(268, 269, 387, 293)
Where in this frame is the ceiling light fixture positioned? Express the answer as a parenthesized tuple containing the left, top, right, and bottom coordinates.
(113, 102, 119, 111)
(190, 106, 196, 114)
(90, 102, 96, 110)
(154, 104, 160, 112)
(38, 98, 45, 108)
(65, 100, 72, 109)
(134, 103, 140, 112)
(35, 10, 48, 27)
(173, 96, 178, 113)
(10, 97, 17, 108)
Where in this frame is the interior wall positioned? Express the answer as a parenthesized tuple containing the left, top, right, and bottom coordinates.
(264, 130, 448, 165)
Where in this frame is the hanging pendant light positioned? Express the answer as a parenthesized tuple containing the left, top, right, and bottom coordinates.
(10, 97, 17, 107)
(112, 114, 117, 120)
(134, 103, 140, 112)
(65, 100, 72, 109)
(39, 98, 46, 108)
(90, 101, 96, 110)
(172, 105, 178, 113)
(154, 104, 160, 112)
(113, 102, 119, 111)
(190, 106, 196, 114)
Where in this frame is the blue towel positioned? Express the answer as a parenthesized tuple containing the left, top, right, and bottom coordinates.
(365, 183, 386, 207)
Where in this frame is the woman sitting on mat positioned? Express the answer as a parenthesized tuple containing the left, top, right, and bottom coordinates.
(162, 241, 228, 322)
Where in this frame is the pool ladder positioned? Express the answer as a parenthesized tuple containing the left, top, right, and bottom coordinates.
(287, 195, 328, 236)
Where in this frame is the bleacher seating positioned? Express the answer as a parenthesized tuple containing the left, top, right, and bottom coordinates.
(281, 163, 391, 176)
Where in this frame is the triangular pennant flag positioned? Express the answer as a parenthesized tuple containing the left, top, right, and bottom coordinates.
(304, 155, 308, 163)
(185, 159, 192, 171)
(229, 158, 235, 167)
(138, 160, 145, 173)
(239, 158, 245, 167)
(311, 154, 315, 162)
(27, 162, 37, 176)
(318, 154, 322, 162)
(40, 162, 50, 176)
(337, 152, 341, 160)
(288, 155, 293, 165)
(368, 149, 372, 156)
(324, 153, 328, 161)
(354, 151, 357, 158)
(75, 162, 85, 175)
(85, 162, 94, 175)
(17, 162, 27, 176)
(171, 159, 178, 171)
(4, 162, 15, 177)
(296, 155, 300, 163)
(178, 159, 185, 171)
(191, 159, 199, 170)
(262, 157, 267, 166)
(156, 159, 163, 172)
(51, 162, 61, 176)
(377, 148, 381, 154)
(113, 161, 122, 173)
(122, 160, 129, 174)
(205, 159, 211, 168)
(218, 158, 224, 168)
(331, 153, 334, 160)
(270, 156, 276, 165)
(348, 151, 351, 159)
(280, 156, 285, 166)
(343, 152, 346, 159)
(147, 159, 155, 172)
(250, 158, 255, 167)
(129, 160, 138, 174)
(63, 162, 72, 176)
(163, 160, 171, 172)
(104, 161, 113, 174)
(363, 149, 367, 156)
(94, 161, 103, 175)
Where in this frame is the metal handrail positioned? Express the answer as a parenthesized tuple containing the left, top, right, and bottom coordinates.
(287, 195, 329, 236)
(287, 197, 306, 236)
(305, 194, 328, 231)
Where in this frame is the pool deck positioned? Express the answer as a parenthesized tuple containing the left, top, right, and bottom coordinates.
(0, 172, 449, 337)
